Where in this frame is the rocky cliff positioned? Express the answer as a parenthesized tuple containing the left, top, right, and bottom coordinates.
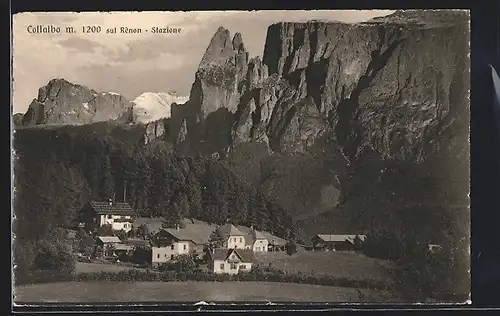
(168, 10, 470, 234)
(20, 78, 133, 126)
(171, 10, 469, 160)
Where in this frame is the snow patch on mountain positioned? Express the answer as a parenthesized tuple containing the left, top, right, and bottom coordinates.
(132, 92, 189, 123)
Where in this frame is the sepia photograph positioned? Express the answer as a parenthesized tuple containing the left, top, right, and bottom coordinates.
(12, 9, 470, 305)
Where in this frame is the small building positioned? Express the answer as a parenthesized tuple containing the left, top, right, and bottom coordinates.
(96, 236, 122, 247)
(95, 236, 122, 257)
(113, 243, 135, 257)
(80, 199, 136, 233)
(209, 248, 254, 275)
(311, 234, 366, 251)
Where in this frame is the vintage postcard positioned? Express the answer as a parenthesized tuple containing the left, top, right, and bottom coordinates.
(12, 10, 471, 305)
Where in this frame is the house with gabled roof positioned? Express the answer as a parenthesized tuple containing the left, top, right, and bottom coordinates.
(80, 199, 136, 233)
(235, 225, 269, 252)
(209, 248, 255, 274)
(213, 223, 288, 252)
(216, 224, 247, 249)
(149, 225, 211, 266)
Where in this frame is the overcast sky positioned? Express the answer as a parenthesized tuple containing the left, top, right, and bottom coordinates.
(12, 10, 394, 114)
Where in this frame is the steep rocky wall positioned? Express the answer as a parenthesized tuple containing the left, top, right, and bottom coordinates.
(171, 11, 469, 162)
(261, 13, 469, 161)
(21, 78, 133, 126)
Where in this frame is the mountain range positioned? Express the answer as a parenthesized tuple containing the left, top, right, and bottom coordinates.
(14, 81, 188, 127)
(13, 10, 470, 238)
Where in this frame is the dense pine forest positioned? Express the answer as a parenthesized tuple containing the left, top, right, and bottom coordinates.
(13, 122, 296, 244)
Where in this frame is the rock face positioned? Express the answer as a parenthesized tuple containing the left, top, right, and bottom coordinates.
(142, 119, 167, 145)
(170, 10, 469, 162)
(21, 78, 133, 126)
(168, 10, 470, 234)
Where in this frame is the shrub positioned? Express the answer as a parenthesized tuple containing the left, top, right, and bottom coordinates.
(33, 239, 76, 274)
(114, 229, 127, 241)
(97, 224, 114, 237)
(285, 241, 297, 256)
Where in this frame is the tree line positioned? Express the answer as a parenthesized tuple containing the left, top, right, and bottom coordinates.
(13, 123, 296, 282)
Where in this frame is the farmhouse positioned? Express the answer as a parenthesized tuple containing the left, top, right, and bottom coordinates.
(209, 248, 255, 275)
(235, 226, 269, 252)
(216, 224, 247, 249)
(150, 226, 208, 266)
(311, 234, 366, 251)
(80, 199, 136, 233)
(213, 224, 287, 252)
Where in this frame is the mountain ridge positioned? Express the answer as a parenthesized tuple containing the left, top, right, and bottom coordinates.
(13, 10, 470, 238)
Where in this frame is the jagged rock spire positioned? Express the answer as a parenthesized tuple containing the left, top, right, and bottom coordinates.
(199, 26, 234, 68)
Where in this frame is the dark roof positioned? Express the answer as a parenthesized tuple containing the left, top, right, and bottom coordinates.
(235, 225, 274, 246)
(259, 231, 287, 246)
(217, 224, 245, 237)
(164, 228, 204, 244)
(88, 201, 136, 215)
(314, 234, 367, 243)
(211, 248, 255, 263)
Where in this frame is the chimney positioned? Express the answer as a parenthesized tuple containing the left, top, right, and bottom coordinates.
(176, 224, 179, 231)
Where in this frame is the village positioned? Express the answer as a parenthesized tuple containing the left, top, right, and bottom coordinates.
(70, 199, 369, 275)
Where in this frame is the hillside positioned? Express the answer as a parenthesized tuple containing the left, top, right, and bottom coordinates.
(13, 122, 297, 242)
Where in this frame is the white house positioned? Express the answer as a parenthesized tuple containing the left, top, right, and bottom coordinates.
(214, 224, 287, 252)
(81, 200, 136, 233)
(235, 226, 269, 252)
(209, 248, 254, 275)
(216, 224, 247, 249)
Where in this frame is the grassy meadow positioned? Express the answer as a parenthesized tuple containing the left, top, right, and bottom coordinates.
(254, 250, 392, 281)
(14, 281, 395, 303)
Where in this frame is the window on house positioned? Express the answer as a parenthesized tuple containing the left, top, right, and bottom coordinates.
(164, 254, 167, 258)
(157, 254, 160, 259)
(171, 255, 174, 260)
(171, 245, 175, 250)
(230, 263, 237, 270)
(240, 265, 246, 270)
(107, 215, 112, 219)
(259, 240, 263, 243)
(124, 224, 128, 228)
(220, 263, 224, 270)
(239, 238, 242, 243)
(183, 244, 186, 250)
